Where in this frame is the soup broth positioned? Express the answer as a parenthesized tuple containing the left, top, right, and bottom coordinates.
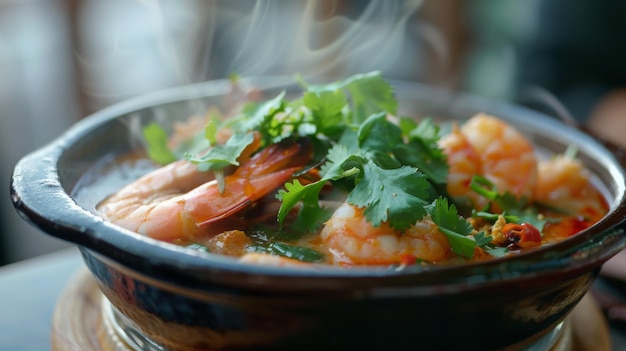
(74, 73, 609, 269)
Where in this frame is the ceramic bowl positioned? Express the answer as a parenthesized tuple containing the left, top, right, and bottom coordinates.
(11, 77, 626, 350)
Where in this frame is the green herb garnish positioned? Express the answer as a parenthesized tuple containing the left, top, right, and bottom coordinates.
(141, 71, 476, 258)
(427, 197, 476, 258)
(142, 123, 178, 165)
(469, 175, 547, 231)
(248, 229, 325, 263)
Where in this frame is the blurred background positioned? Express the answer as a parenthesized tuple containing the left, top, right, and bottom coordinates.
(1, 0, 622, 265)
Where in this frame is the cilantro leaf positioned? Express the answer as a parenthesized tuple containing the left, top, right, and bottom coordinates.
(407, 116, 441, 145)
(473, 231, 510, 258)
(276, 147, 363, 227)
(289, 204, 333, 234)
(185, 131, 254, 171)
(473, 231, 492, 247)
(306, 71, 397, 124)
(342, 72, 397, 123)
(232, 91, 287, 143)
(357, 112, 404, 154)
(303, 90, 347, 134)
(276, 179, 327, 227)
(348, 161, 430, 230)
(485, 247, 509, 257)
(143, 123, 178, 165)
(394, 117, 449, 184)
(204, 119, 218, 146)
(428, 197, 473, 235)
(428, 197, 476, 258)
(319, 144, 364, 180)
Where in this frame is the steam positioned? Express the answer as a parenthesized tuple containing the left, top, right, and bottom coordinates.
(135, 0, 191, 83)
(76, 0, 450, 110)
(212, 0, 427, 81)
(520, 86, 579, 127)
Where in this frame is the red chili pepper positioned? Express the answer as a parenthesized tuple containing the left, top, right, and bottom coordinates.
(502, 223, 541, 249)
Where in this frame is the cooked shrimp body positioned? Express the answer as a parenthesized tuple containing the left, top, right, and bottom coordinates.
(97, 140, 311, 241)
(460, 113, 538, 200)
(320, 203, 450, 266)
(440, 114, 538, 210)
(534, 154, 608, 218)
(101, 132, 262, 212)
(438, 124, 487, 210)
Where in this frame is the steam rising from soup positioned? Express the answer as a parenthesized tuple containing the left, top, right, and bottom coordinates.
(77, 0, 449, 107)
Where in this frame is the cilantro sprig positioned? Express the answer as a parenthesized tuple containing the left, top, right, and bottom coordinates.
(276, 113, 443, 232)
(469, 175, 547, 231)
(303, 71, 398, 124)
(142, 123, 178, 165)
(427, 197, 476, 258)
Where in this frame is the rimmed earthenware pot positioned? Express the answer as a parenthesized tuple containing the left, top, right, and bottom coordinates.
(11, 77, 626, 350)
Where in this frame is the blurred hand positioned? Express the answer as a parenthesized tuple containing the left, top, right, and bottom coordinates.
(586, 89, 626, 148)
(589, 89, 626, 282)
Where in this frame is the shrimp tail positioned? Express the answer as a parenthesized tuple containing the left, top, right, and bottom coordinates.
(195, 166, 305, 225)
(191, 139, 312, 227)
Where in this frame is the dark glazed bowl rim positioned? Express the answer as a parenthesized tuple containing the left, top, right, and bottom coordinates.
(10, 76, 626, 292)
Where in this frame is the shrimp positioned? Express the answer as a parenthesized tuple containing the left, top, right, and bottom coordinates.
(440, 114, 538, 210)
(460, 113, 538, 200)
(97, 139, 311, 241)
(534, 154, 607, 215)
(320, 203, 450, 266)
(438, 124, 487, 210)
(534, 154, 608, 241)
